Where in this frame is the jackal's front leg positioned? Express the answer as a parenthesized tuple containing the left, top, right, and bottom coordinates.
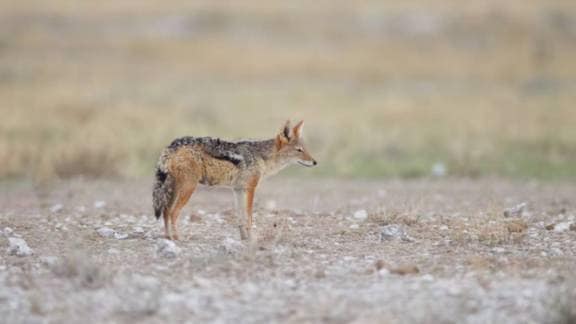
(233, 188, 249, 240)
(245, 177, 258, 235)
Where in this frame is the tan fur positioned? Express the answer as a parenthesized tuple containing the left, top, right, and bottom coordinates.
(153, 120, 317, 241)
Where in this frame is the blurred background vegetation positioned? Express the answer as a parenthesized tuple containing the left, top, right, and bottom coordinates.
(1, 0, 575, 181)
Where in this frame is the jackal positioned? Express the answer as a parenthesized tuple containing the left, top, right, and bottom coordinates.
(153, 120, 317, 241)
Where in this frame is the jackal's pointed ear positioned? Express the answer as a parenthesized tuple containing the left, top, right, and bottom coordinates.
(276, 120, 291, 150)
(293, 120, 304, 139)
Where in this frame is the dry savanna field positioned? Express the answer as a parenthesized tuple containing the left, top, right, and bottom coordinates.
(1, 0, 576, 323)
(1, 0, 576, 180)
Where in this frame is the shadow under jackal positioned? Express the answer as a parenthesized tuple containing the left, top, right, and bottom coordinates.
(152, 120, 317, 241)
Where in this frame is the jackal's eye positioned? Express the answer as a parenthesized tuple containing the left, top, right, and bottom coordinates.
(296, 147, 304, 152)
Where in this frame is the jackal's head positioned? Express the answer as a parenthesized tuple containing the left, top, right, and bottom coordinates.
(275, 120, 318, 167)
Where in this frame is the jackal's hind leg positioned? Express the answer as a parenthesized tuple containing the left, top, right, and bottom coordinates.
(168, 183, 196, 241)
(163, 211, 171, 239)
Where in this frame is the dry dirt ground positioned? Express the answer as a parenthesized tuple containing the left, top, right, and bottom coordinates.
(1, 178, 576, 323)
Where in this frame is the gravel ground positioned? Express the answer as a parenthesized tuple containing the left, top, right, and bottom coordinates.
(1, 178, 576, 323)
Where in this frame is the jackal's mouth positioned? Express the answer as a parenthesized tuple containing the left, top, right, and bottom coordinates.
(298, 160, 317, 167)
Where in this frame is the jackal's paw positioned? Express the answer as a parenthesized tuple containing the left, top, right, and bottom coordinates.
(248, 231, 258, 245)
(165, 234, 180, 241)
(238, 226, 248, 241)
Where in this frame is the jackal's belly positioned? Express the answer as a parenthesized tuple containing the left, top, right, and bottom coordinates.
(199, 158, 240, 186)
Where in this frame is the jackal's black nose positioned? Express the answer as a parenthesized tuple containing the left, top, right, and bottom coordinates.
(312, 160, 318, 166)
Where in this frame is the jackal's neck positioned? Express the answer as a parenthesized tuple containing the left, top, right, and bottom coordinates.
(259, 139, 292, 177)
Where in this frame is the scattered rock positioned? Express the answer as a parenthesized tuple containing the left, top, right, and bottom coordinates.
(156, 239, 181, 258)
(503, 203, 527, 218)
(55, 223, 68, 231)
(143, 231, 155, 240)
(50, 204, 64, 213)
(97, 227, 115, 238)
(553, 222, 573, 233)
(350, 224, 359, 229)
(491, 247, 506, 254)
(3, 227, 13, 237)
(377, 268, 391, 276)
(114, 232, 129, 240)
(545, 224, 555, 230)
(380, 224, 414, 242)
(571, 223, 576, 231)
(93, 201, 107, 209)
(353, 210, 368, 221)
(7, 237, 33, 256)
(550, 247, 564, 256)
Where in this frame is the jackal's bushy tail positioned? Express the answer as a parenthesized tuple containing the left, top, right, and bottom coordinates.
(152, 150, 174, 219)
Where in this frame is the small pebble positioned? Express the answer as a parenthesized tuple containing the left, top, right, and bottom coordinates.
(7, 237, 33, 257)
(50, 204, 64, 213)
(156, 239, 181, 258)
(97, 227, 115, 238)
(353, 210, 368, 221)
(94, 201, 107, 209)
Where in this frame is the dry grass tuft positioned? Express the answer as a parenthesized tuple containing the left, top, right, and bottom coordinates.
(448, 208, 528, 246)
(367, 207, 421, 227)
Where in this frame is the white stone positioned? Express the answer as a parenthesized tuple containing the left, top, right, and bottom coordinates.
(553, 222, 573, 233)
(97, 227, 115, 238)
(353, 210, 368, 221)
(156, 239, 181, 258)
(93, 201, 107, 209)
(7, 237, 33, 256)
(421, 274, 435, 282)
(377, 268, 390, 277)
(50, 204, 64, 213)
(350, 224, 359, 229)
(114, 232, 129, 240)
(491, 247, 506, 254)
(3, 227, 13, 236)
(219, 237, 243, 255)
(503, 202, 527, 218)
(380, 224, 414, 242)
